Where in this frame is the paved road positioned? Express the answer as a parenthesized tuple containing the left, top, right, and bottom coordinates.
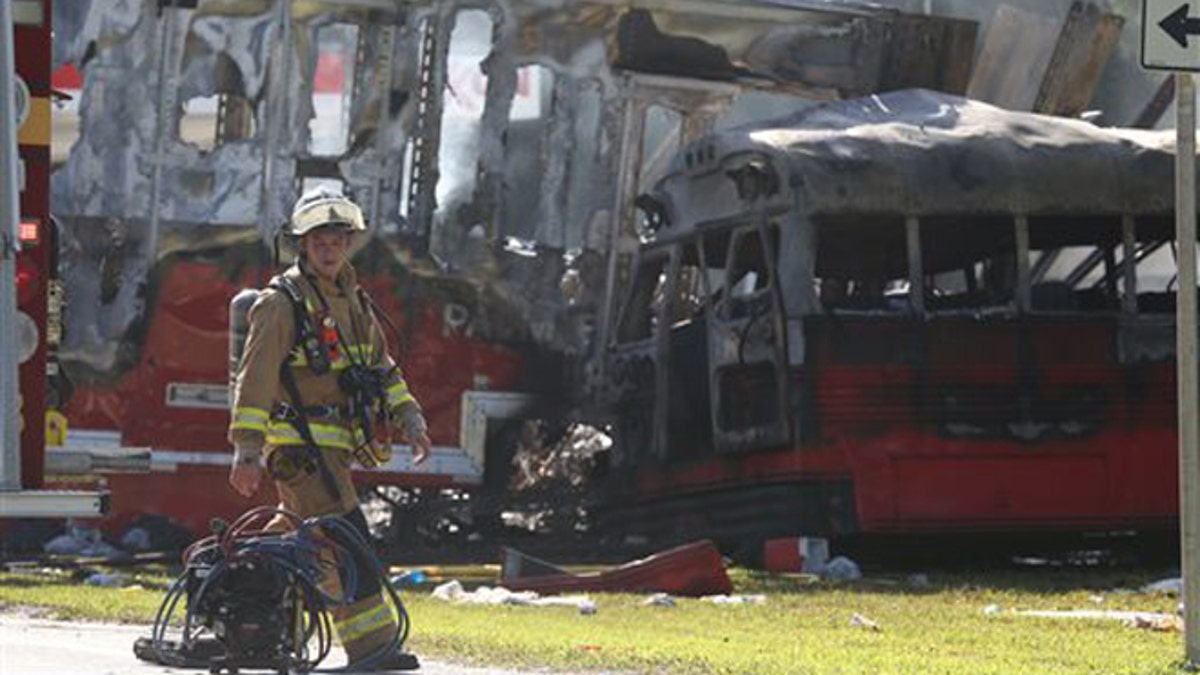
(0, 615, 558, 675)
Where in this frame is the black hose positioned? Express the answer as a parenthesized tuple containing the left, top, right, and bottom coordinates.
(142, 507, 411, 673)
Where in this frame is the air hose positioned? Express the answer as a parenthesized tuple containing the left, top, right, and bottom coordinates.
(137, 506, 410, 674)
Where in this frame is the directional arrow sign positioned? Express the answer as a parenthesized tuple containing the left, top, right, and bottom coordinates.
(1163, 3, 1200, 48)
(1145, 0, 1200, 71)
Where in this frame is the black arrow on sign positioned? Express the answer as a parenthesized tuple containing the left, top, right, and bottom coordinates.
(1161, 3, 1200, 48)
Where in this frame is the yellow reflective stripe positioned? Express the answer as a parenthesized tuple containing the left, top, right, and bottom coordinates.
(387, 381, 415, 407)
(344, 344, 374, 360)
(266, 420, 355, 450)
(231, 407, 270, 431)
(334, 599, 395, 644)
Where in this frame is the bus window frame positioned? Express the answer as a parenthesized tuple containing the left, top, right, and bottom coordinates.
(919, 213, 1019, 318)
(811, 213, 914, 316)
(613, 247, 672, 346)
(714, 221, 779, 323)
(1020, 214, 1125, 316)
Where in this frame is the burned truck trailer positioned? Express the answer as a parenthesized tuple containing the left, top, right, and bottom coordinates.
(595, 89, 1184, 548)
(46, 0, 975, 536)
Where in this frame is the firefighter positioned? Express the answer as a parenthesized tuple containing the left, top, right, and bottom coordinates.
(227, 187, 430, 671)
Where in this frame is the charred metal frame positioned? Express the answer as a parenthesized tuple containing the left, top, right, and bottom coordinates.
(41, 1, 986, 516)
(616, 90, 1186, 463)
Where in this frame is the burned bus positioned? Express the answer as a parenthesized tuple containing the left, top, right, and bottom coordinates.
(594, 89, 1182, 548)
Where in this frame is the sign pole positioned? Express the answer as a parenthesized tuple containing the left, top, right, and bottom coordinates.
(0, 0, 24, 490)
(1177, 70, 1200, 666)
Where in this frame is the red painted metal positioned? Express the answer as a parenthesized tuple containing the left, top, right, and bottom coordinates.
(14, 0, 52, 490)
(632, 314, 1179, 536)
(65, 256, 525, 532)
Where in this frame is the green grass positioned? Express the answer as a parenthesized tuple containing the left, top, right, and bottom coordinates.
(0, 566, 1187, 674)
(0, 567, 172, 623)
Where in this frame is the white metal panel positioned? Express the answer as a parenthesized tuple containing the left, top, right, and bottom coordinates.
(1144, 0, 1200, 71)
(0, 490, 106, 518)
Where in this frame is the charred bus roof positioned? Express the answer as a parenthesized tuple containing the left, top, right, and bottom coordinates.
(641, 89, 1177, 242)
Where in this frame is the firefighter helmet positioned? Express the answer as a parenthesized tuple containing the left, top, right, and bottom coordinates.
(288, 187, 367, 237)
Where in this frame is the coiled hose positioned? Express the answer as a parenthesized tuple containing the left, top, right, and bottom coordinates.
(145, 505, 410, 673)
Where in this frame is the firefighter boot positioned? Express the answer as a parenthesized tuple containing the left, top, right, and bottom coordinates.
(356, 649, 420, 672)
(332, 593, 418, 671)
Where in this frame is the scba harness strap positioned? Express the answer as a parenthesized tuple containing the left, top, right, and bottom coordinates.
(269, 274, 331, 375)
(267, 274, 343, 500)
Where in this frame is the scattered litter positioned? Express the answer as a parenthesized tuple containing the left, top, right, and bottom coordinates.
(822, 556, 862, 581)
(431, 580, 597, 614)
(432, 580, 464, 601)
(982, 604, 1002, 615)
(44, 521, 118, 558)
(119, 528, 151, 552)
(1129, 614, 1184, 632)
(643, 593, 676, 607)
(1016, 609, 1182, 631)
(702, 594, 766, 605)
(84, 572, 127, 587)
(1142, 577, 1183, 595)
(390, 569, 427, 586)
(1089, 595, 1105, 604)
(850, 613, 881, 631)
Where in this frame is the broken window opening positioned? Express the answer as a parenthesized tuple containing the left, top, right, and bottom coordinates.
(216, 94, 256, 143)
(1026, 216, 1122, 313)
(670, 243, 711, 329)
(616, 253, 669, 344)
(814, 215, 910, 314)
(400, 16, 436, 226)
(1131, 216, 1199, 314)
(308, 22, 360, 157)
(434, 9, 493, 229)
(564, 82, 603, 252)
(299, 176, 346, 198)
(717, 224, 779, 321)
(667, 241, 714, 455)
(502, 64, 553, 241)
(921, 215, 1016, 315)
(399, 137, 415, 220)
(179, 95, 220, 152)
(638, 105, 683, 195)
(714, 90, 818, 131)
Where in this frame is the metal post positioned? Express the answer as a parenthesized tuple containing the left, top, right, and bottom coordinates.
(1175, 71, 1200, 666)
(0, 0, 24, 491)
(905, 216, 924, 316)
(1014, 215, 1031, 313)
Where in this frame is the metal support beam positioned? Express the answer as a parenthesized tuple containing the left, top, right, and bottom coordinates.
(1122, 215, 1137, 315)
(1014, 215, 1031, 313)
(1, 0, 24, 491)
(0, 490, 109, 518)
(905, 216, 924, 315)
